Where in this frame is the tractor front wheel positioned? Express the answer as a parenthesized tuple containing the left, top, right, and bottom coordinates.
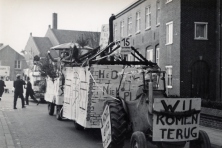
(130, 131, 147, 148)
(48, 103, 55, 115)
(190, 130, 211, 148)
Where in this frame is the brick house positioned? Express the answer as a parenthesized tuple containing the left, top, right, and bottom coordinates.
(24, 13, 100, 68)
(0, 45, 28, 80)
(112, 0, 220, 101)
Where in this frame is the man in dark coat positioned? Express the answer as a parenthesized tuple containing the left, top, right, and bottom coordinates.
(13, 74, 26, 109)
(0, 76, 6, 101)
(25, 77, 39, 105)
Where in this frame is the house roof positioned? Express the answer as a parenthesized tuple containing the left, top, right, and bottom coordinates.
(0, 45, 7, 51)
(51, 29, 100, 48)
(0, 45, 25, 57)
(32, 37, 58, 58)
(115, 0, 146, 18)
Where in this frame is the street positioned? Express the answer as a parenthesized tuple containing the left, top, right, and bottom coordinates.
(1, 93, 221, 148)
(0, 93, 103, 148)
(0, 93, 158, 148)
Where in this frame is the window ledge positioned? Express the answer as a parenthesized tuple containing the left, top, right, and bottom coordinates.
(128, 34, 132, 37)
(194, 38, 208, 40)
(145, 27, 151, 31)
(156, 23, 160, 27)
(165, 42, 173, 46)
(166, 0, 172, 4)
(135, 31, 141, 35)
(167, 86, 173, 89)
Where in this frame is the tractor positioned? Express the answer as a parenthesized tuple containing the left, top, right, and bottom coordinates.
(100, 45, 211, 148)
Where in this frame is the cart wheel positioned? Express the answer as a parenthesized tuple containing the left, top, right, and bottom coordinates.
(56, 105, 63, 120)
(48, 103, 55, 115)
(74, 121, 84, 130)
(190, 130, 211, 148)
(130, 131, 147, 148)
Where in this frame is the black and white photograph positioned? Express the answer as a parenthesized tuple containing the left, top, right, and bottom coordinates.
(0, 0, 222, 148)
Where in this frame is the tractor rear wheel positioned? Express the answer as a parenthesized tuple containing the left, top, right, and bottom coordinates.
(190, 130, 211, 148)
(48, 103, 55, 115)
(104, 100, 127, 148)
(130, 131, 147, 148)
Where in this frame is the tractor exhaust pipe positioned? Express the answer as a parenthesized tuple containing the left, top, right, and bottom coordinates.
(108, 14, 116, 43)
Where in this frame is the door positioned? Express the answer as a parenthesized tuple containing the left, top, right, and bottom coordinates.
(191, 61, 209, 100)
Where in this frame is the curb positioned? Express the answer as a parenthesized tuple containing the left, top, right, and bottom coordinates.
(0, 111, 16, 148)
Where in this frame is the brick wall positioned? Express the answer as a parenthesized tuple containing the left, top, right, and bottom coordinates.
(180, 0, 217, 100)
(114, 0, 181, 96)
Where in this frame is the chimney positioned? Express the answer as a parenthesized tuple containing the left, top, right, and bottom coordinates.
(0, 43, 3, 47)
(52, 13, 57, 29)
(30, 32, 32, 36)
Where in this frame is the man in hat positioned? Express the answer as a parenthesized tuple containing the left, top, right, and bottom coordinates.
(25, 77, 39, 105)
(13, 74, 26, 109)
(0, 76, 6, 101)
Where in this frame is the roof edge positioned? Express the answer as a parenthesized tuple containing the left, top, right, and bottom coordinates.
(115, 0, 146, 18)
(49, 28, 60, 44)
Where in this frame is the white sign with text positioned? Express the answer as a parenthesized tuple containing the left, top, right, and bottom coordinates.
(101, 105, 112, 148)
(153, 98, 201, 141)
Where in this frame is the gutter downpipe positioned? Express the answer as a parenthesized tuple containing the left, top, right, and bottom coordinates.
(219, 0, 221, 101)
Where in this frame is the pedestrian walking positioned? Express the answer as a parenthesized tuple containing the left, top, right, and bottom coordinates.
(0, 76, 6, 101)
(25, 77, 39, 105)
(13, 74, 26, 109)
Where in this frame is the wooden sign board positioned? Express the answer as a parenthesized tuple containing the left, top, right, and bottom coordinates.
(99, 24, 109, 49)
(101, 105, 112, 148)
(152, 98, 201, 142)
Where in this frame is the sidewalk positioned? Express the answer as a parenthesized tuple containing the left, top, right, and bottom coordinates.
(200, 126, 222, 148)
(0, 111, 15, 148)
(0, 93, 16, 148)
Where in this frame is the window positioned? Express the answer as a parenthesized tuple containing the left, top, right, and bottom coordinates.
(156, 0, 161, 25)
(166, 21, 173, 45)
(127, 54, 133, 61)
(145, 6, 151, 29)
(114, 24, 117, 41)
(121, 54, 128, 61)
(127, 17, 132, 36)
(136, 11, 141, 33)
(156, 46, 159, 65)
(166, 0, 172, 3)
(15, 60, 21, 69)
(166, 66, 173, 88)
(146, 49, 153, 62)
(134, 50, 141, 61)
(195, 22, 208, 40)
(120, 20, 125, 38)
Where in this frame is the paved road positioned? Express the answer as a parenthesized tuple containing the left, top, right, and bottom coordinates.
(0, 93, 203, 148)
(1, 93, 103, 148)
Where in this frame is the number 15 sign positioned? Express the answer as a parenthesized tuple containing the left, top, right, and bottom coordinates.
(117, 37, 132, 53)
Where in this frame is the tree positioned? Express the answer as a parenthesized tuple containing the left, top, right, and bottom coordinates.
(76, 32, 100, 49)
(38, 55, 58, 79)
(76, 34, 89, 48)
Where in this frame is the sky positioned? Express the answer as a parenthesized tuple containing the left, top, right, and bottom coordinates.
(0, 0, 135, 53)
